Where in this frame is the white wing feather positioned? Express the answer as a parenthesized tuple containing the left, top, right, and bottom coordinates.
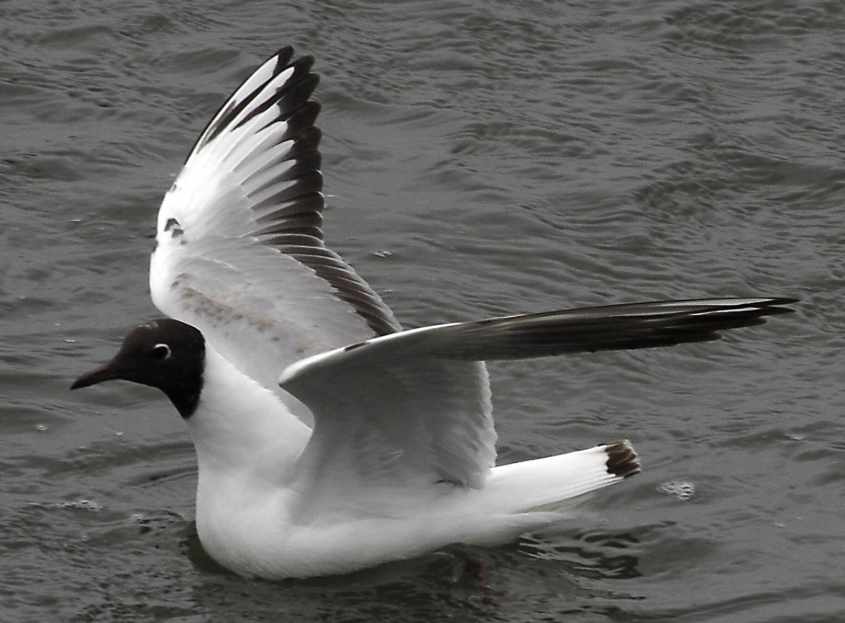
(149, 48, 401, 415)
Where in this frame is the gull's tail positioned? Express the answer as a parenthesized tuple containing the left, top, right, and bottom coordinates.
(484, 440, 640, 513)
(449, 441, 640, 547)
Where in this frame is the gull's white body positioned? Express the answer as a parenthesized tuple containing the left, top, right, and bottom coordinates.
(124, 46, 792, 579)
(189, 345, 625, 578)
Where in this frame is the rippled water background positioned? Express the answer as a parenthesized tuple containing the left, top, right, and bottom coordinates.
(2, 0, 843, 621)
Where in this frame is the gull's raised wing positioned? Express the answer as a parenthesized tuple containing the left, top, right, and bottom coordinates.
(150, 47, 401, 408)
(279, 297, 795, 512)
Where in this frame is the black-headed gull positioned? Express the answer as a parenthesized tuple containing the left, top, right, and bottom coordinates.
(71, 46, 796, 579)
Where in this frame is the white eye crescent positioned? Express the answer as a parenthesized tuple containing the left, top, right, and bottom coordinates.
(152, 343, 172, 360)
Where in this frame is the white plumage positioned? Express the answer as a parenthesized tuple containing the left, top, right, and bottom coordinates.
(73, 46, 795, 579)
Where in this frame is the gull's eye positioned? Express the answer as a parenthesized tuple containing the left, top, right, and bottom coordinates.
(151, 343, 172, 360)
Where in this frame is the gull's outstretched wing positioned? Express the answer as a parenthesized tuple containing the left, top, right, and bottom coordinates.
(279, 297, 795, 512)
(150, 47, 401, 409)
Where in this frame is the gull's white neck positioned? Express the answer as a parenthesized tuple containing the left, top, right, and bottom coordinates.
(187, 345, 311, 482)
(184, 345, 312, 576)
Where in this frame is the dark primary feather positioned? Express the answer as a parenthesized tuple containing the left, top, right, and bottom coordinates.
(426, 297, 797, 360)
(282, 297, 798, 393)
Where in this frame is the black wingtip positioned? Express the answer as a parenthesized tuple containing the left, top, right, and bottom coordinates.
(755, 296, 800, 310)
(772, 296, 801, 305)
(273, 45, 295, 69)
(604, 440, 640, 479)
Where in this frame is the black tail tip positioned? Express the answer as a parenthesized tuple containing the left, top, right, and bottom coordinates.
(604, 440, 641, 479)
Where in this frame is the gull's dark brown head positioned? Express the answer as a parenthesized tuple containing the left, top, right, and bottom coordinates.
(71, 319, 205, 418)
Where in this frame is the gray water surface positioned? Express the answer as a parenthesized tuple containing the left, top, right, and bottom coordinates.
(2, 1, 843, 621)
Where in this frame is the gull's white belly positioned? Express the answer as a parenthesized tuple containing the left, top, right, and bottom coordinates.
(194, 476, 467, 579)
(192, 465, 576, 580)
